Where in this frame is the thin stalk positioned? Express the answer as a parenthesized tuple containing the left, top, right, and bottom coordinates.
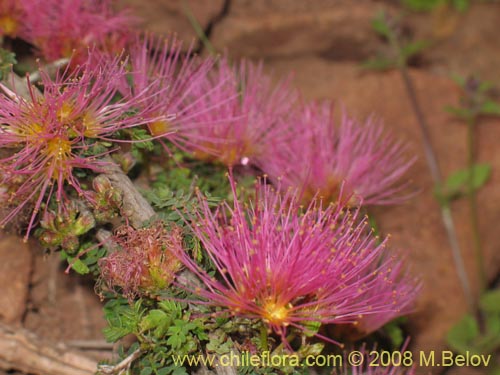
(260, 325, 269, 352)
(466, 116, 486, 292)
(387, 30, 474, 311)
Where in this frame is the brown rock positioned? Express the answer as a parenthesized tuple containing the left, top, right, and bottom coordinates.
(410, 2, 500, 86)
(119, 0, 225, 46)
(211, 0, 392, 59)
(265, 57, 500, 363)
(0, 235, 32, 324)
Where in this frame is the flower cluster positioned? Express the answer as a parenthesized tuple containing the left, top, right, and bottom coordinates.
(175, 175, 419, 343)
(0, 0, 25, 38)
(21, 0, 134, 63)
(0, 0, 422, 366)
(262, 101, 415, 206)
(0, 51, 162, 238)
(185, 58, 298, 168)
(120, 35, 220, 151)
(99, 222, 183, 298)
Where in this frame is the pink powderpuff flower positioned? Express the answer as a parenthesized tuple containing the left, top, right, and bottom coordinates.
(175, 175, 419, 345)
(262, 101, 415, 206)
(0, 0, 25, 38)
(20, 0, 135, 64)
(184, 58, 298, 168)
(99, 222, 183, 298)
(120, 34, 228, 152)
(0, 50, 165, 239)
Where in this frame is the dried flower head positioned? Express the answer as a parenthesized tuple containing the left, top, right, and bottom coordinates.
(185, 58, 297, 167)
(262, 101, 415, 206)
(0, 50, 163, 238)
(176, 175, 418, 344)
(99, 222, 183, 298)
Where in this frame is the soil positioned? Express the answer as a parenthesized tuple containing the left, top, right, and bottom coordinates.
(1, 1, 500, 374)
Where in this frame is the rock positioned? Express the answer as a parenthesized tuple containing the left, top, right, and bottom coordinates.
(211, 0, 392, 59)
(265, 57, 500, 365)
(0, 235, 32, 324)
(119, 0, 226, 47)
(410, 2, 500, 86)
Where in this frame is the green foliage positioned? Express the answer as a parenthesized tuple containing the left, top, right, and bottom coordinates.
(35, 202, 95, 253)
(436, 164, 491, 203)
(365, 12, 428, 70)
(0, 48, 16, 80)
(103, 298, 235, 374)
(479, 289, 500, 313)
(372, 14, 392, 39)
(447, 289, 500, 356)
(447, 76, 500, 121)
(103, 299, 145, 342)
(402, 0, 470, 12)
(382, 318, 408, 349)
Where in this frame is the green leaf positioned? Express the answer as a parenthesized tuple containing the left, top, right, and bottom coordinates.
(480, 101, 500, 116)
(0, 48, 17, 80)
(140, 309, 171, 335)
(301, 321, 321, 337)
(480, 289, 500, 313)
(70, 258, 90, 275)
(402, 0, 440, 12)
(442, 164, 491, 200)
(361, 57, 396, 71)
(445, 105, 472, 119)
(452, 0, 469, 12)
(401, 40, 429, 60)
(103, 326, 132, 342)
(447, 314, 480, 355)
(469, 164, 491, 190)
(383, 320, 405, 348)
(451, 74, 466, 88)
(172, 368, 189, 375)
(372, 13, 391, 38)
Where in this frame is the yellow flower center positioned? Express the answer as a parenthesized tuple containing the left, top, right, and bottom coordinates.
(46, 137, 71, 158)
(0, 15, 18, 36)
(45, 137, 72, 179)
(57, 101, 74, 122)
(262, 300, 290, 326)
(149, 120, 171, 136)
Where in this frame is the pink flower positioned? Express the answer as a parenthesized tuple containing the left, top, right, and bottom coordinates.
(262, 101, 415, 206)
(184, 58, 297, 167)
(175, 175, 418, 344)
(0, 51, 163, 238)
(21, 0, 135, 63)
(120, 35, 222, 151)
(0, 0, 25, 37)
(99, 222, 183, 298)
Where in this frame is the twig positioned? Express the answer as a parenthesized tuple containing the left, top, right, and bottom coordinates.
(381, 20, 475, 311)
(100, 156, 156, 228)
(97, 348, 141, 375)
(398, 64, 474, 312)
(466, 116, 486, 292)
